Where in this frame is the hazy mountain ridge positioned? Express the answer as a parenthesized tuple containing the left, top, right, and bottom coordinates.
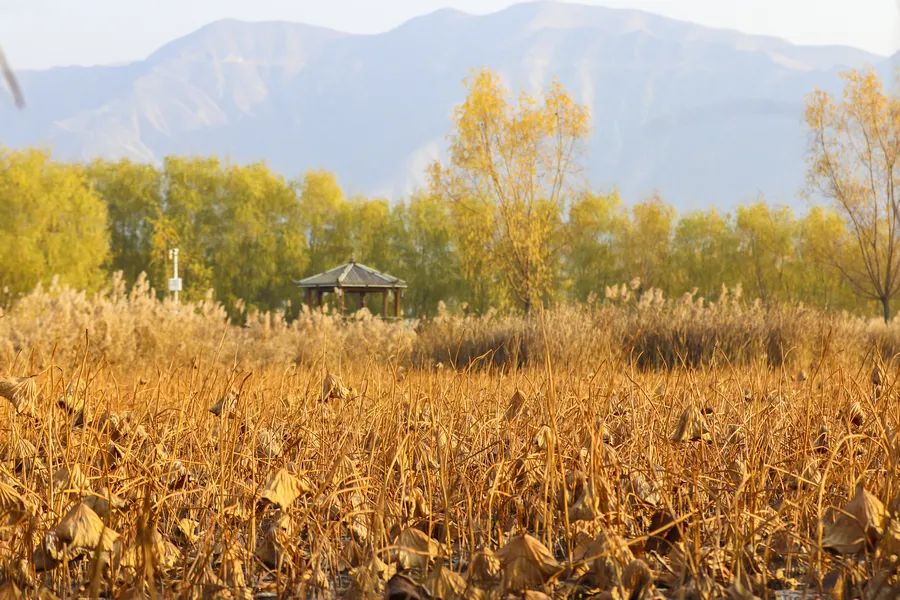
(1, 1, 895, 209)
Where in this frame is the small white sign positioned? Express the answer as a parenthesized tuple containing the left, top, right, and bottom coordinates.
(168, 277, 183, 292)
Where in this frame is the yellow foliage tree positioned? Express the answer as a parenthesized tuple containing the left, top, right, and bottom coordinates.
(432, 69, 590, 312)
(0, 149, 108, 299)
(806, 69, 900, 321)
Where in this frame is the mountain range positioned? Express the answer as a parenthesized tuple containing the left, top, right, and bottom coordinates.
(1, 1, 897, 210)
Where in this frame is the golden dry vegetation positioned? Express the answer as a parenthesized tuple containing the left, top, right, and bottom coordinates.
(0, 282, 899, 598)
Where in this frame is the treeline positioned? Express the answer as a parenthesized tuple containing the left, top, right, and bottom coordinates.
(0, 147, 866, 318)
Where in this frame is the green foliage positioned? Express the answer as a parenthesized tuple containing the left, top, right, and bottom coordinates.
(87, 159, 161, 287)
(390, 191, 466, 316)
(0, 149, 884, 321)
(156, 157, 308, 317)
(670, 208, 738, 298)
(622, 195, 676, 294)
(0, 149, 108, 299)
(565, 190, 628, 299)
(297, 170, 354, 275)
(734, 202, 796, 303)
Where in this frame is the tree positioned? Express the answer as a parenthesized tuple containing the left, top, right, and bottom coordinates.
(348, 196, 395, 270)
(296, 170, 354, 275)
(622, 195, 675, 293)
(734, 202, 796, 304)
(87, 159, 162, 287)
(794, 206, 861, 311)
(670, 208, 738, 299)
(212, 162, 308, 314)
(806, 69, 900, 321)
(565, 190, 628, 300)
(432, 68, 590, 312)
(0, 149, 108, 298)
(155, 157, 307, 317)
(390, 191, 465, 315)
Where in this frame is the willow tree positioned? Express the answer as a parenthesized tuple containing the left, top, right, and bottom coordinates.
(806, 70, 900, 321)
(432, 69, 590, 312)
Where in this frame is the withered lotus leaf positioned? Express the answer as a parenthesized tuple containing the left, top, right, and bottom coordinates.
(260, 468, 313, 510)
(392, 527, 441, 570)
(496, 534, 561, 592)
(505, 389, 527, 421)
(822, 484, 887, 554)
(0, 377, 36, 415)
(0, 479, 27, 526)
(424, 562, 466, 600)
(671, 406, 711, 442)
(209, 390, 237, 417)
(55, 502, 120, 553)
(321, 373, 351, 402)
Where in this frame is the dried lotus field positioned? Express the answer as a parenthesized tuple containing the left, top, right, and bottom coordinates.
(0, 353, 898, 600)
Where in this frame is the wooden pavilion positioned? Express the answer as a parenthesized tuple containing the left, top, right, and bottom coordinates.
(296, 260, 407, 317)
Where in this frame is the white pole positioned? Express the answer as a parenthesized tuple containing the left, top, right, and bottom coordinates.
(173, 249, 179, 304)
(169, 248, 181, 304)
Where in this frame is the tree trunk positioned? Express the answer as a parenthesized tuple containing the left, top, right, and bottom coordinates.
(882, 295, 891, 323)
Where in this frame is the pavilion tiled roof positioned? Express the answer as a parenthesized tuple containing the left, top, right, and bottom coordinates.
(296, 260, 407, 289)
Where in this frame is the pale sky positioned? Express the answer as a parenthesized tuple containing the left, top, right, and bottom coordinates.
(1, 0, 898, 70)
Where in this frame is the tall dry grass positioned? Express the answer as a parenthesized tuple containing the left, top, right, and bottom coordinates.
(4, 276, 900, 374)
(0, 279, 896, 597)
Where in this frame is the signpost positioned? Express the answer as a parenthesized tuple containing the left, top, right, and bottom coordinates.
(168, 248, 182, 304)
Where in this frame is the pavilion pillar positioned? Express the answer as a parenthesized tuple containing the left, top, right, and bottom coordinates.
(304, 288, 312, 308)
(393, 289, 402, 318)
(358, 292, 366, 312)
(382, 291, 388, 317)
(338, 289, 345, 314)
